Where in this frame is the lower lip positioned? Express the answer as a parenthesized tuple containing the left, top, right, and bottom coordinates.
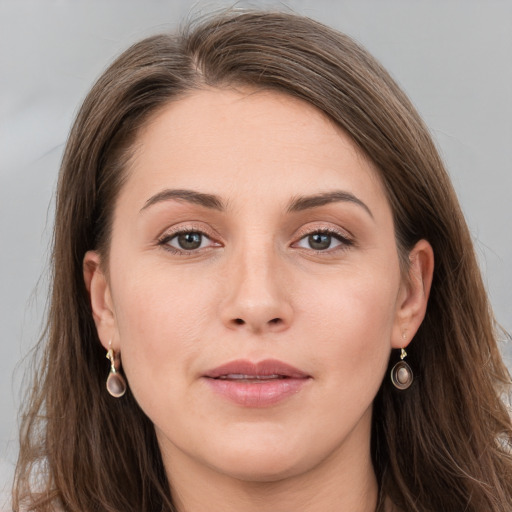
(204, 377, 310, 407)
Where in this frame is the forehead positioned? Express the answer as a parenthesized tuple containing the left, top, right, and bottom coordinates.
(120, 87, 388, 215)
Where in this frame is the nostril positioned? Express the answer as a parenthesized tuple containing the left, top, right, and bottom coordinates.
(232, 318, 282, 326)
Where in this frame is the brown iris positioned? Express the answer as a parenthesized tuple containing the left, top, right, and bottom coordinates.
(308, 233, 332, 250)
(177, 232, 202, 250)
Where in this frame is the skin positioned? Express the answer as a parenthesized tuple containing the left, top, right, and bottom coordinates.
(84, 88, 433, 512)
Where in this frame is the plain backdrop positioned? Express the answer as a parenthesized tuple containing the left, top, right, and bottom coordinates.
(1, 0, 511, 502)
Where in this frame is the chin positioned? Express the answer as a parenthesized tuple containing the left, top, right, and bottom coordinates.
(220, 460, 307, 484)
(206, 438, 316, 483)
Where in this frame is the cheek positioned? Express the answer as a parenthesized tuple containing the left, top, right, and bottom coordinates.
(114, 261, 216, 341)
(110, 265, 218, 405)
(306, 265, 398, 338)
(302, 269, 398, 393)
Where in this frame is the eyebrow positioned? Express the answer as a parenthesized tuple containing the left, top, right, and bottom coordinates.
(287, 191, 374, 219)
(140, 189, 225, 212)
(140, 188, 373, 219)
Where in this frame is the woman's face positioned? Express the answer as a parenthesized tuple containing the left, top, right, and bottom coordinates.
(87, 88, 428, 485)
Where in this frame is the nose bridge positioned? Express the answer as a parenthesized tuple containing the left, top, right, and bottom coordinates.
(220, 232, 292, 333)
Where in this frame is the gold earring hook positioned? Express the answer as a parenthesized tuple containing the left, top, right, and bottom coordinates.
(106, 348, 117, 373)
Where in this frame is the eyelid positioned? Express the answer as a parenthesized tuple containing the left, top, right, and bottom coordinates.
(157, 223, 222, 253)
(290, 224, 355, 252)
(155, 222, 354, 255)
(292, 223, 353, 242)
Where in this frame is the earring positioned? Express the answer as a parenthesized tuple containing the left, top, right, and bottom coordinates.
(391, 348, 413, 390)
(106, 342, 127, 398)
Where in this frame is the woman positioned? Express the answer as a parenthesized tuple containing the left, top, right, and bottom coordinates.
(13, 9, 512, 512)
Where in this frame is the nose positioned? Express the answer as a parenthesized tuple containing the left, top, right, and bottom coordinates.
(219, 243, 293, 334)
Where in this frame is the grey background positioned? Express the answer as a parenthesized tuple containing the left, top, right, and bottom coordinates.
(1, 0, 511, 504)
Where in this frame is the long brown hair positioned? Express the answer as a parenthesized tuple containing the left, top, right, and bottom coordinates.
(14, 10, 512, 512)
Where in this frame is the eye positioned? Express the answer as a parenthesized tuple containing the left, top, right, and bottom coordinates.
(293, 230, 352, 252)
(159, 230, 218, 253)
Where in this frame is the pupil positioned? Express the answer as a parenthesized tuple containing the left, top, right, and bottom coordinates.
(309, 233, 331, 250)
(178, 232, 202, 250)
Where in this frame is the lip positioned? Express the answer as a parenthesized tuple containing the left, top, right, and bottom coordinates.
(202, 359, 311, 407)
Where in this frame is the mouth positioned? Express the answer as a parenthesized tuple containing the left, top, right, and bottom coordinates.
(204, 359, 310, 380)
(216, 374, 288, 382)
(203, 359, 311, 407)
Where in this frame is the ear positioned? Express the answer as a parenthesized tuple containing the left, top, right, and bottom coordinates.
(83, 250, 116, 351)
(391, 239, 434, 349)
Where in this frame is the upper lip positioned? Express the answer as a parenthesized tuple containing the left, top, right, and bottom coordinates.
(203, 359, 310, 379)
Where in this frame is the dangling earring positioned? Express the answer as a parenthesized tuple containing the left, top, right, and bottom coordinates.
(391, 347, 413, 390)
(106, 342, 127, 398)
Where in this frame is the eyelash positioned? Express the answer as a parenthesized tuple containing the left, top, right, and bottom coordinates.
(157, 226, 219, 255)
(157, 227, 354, 255)
(292, 228, 354, 254)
